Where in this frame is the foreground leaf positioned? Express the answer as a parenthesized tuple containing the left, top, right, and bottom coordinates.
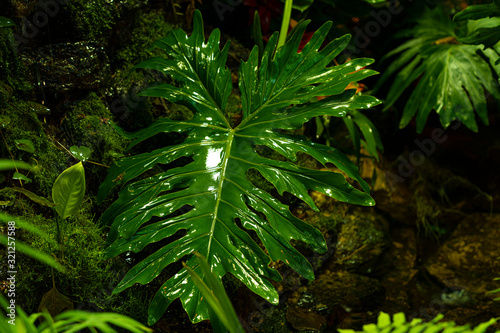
(338, 312, 498, 333)
(1, 293, 152, 333)
(98, 10, 379, 325)
(184, 253, 244, 333)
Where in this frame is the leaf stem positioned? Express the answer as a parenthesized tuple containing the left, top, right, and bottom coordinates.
(277, 0, 293, 51)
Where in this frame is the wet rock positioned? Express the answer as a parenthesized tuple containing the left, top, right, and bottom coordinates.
(286, 307, 326, 331)
(328, 209, 390, 274)
(425, 213, 500, 298)
(20, 41, 110, 94)
(311, 271, 385, 313)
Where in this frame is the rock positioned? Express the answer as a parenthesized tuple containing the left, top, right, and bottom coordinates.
(379, 226, 418, 313)
(311, 271, 385, 313)
(20, 41, 110, 94)
(328, 208, 391, 274)
(286, 307, 326, 331)
(426, 213, 500, 298)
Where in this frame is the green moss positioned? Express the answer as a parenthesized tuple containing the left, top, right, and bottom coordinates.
(5, 197, 151, 322)
(0, 98, 66, 196)
(0, 28, 31, 93)
(113, 10, 176, 90)
(64, 92, 127, 167)
(65, 0, 116, 41)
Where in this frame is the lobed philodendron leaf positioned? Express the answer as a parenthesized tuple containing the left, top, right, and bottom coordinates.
(375, 6, 500, 133)
(98, 10, 380, 325)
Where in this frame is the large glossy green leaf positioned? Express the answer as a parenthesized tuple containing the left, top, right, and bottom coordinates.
(52, 162, 86, 220)
(375, 6, 500, 133)
(98, 10, 379, 325)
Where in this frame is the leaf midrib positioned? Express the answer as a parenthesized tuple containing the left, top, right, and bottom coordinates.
(206, 130, 235, 258)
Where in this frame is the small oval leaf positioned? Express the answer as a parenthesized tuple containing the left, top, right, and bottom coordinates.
(0, 115, 11, 128)
(52, 162, 86, 219)
(12, 172, 32, 183)
(70, 146, 91, 162)
(15, 139, 36, 153)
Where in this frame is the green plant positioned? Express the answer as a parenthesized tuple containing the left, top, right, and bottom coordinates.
(338, 312, 499, 333)
(0, 17, 15, 29)
(374, 5, 500, 133)
(0, 211, 150, 333)
(184, 252, 244, 333)
(0, 159, 63, 271)
(0, 212, 64, 272)
(98, 9, 379, 326)
(52, 162, 86, 221)
(0, 293, 152, 333)
(454, 0, 500, 48)
(315, 107, 383, 161)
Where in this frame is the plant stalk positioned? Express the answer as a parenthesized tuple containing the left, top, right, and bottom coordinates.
(277, 0, 293, 50)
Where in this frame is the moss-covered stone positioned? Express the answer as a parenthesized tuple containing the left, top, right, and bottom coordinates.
(64, 92, 127, 166)
(0, 28, 31, 93)
(113, 10, 176, 90)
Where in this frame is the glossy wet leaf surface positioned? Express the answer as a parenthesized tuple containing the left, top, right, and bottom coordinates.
(70, 145, 91, 162)
(98, 10, 379, 325)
